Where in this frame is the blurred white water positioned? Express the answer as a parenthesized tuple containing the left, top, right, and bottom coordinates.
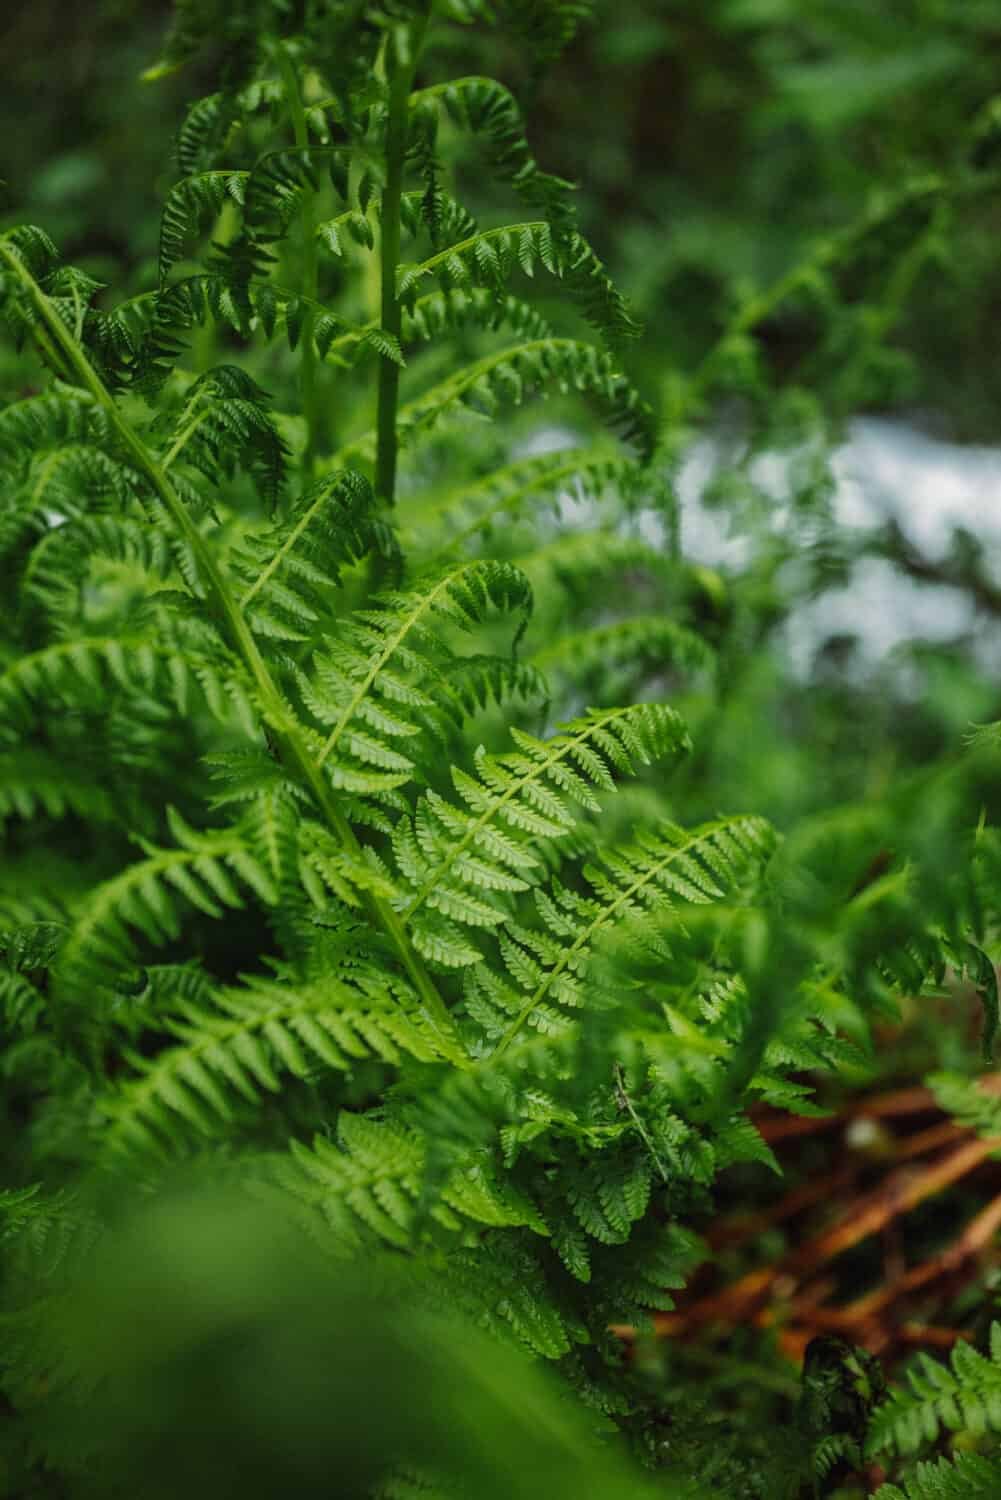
(504, 418, 1001, 673)
(659, 418, 1001, 672)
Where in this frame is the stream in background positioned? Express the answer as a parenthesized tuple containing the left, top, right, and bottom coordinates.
(527, 418, 1001, 679)
(680, 417, 1001, 675)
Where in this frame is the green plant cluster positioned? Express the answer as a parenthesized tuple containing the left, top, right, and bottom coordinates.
(3, 4, 1001, 1498)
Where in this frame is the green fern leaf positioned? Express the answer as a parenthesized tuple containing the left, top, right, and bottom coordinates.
(867, 1325, 1001, 1458)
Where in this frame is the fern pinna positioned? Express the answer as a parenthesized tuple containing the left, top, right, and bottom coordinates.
(3, 2, 1001, 1496)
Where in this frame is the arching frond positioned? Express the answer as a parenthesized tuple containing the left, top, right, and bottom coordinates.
(298, 559, 533, 802)
(163, 363, 290, 507)
(530, 617, 714, 701)
(175, 92, 242, 174)
(322, 288, 555, 373)
(401, 444, 636, 547)
(0, 749, 115, 830)
(0, 390, 113, 464)
(18, 513, 176, 630)
(337, 339, 655, 465)
(99, 966, 465, 1164)
(242, 146, 350, 238)
(393, 704, 690, 969)
(54, 808, 278, 1005)
(399, 188, 478, 248)
(224, 468, 392, 640)
(397, 222, 639, 344)
(875, 1452, 1001, 1500)
(519, 532, 682, 611)
(159, 171, 248, 283)
(0, 609, 254, 741)
(267, 1109, 547, 1257)
(476, 815, 774, 1050)
(409, 77, 576, 227)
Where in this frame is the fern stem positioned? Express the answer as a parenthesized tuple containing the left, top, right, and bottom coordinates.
(159, 408, 211, 470)
(276, 45, 320, 479)
(0, 240, 453, 1038)
(375, 21, 427, 504)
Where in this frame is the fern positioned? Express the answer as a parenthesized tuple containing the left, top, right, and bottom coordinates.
(100, 966, 464, 1164)
(396, 221, 638, 344)
(159, 170, 248, 283)
(875, 1453, 1001, 1500)
(53, 807, 278, 1006)
(392, 703, 689, 967)
(928, 1071, 1001, 1142)
(4, 3, 996, 1495)
(867, 1326, 1001, 1459)
(478, 814, 773, 1051)
(409, 76, 576, 228)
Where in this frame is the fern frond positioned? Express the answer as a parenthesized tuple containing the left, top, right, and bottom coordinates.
(875, 1452, 1001, 1500)
(401, 286, 555, 347)
(163, 363, 289, 507)
(0, 749, 115, 829)
(159, 171, 248, 283)
(270, 1110, 546, 1257)
(401, 443, 636, 547)
(530, 617, 714, 700)
(1, 446, 137, 582)
(928, 1072, 1001, 1142)
(224, 468, 392, 639)
(316, 207, 376, 259)
(126, 272, 259, 389)
(318, 284, 556, 372)
(0, 612, 254, 741)
(867, 1324, 1001, 1458)
(400, 187, 478, 248)
(520, 527, 680, 593)
(409, 77, 576, 227)
(485, 815, 775, 1050)
(0, 389, 113, 462)
(443, 1238, 574, 1356)
(299, 560, 533, 798)
(392, 704, 689, 970)
(53, 808, 277, 1005)
(18, 513, 176, 629)
(0, 223, 60, 284)
(339, 339, 655, 464)
(243, 146, 349, 238)
(397, 222, 639, 343)
(175, 91, 242, 174)
(100, 967, 463, 1163)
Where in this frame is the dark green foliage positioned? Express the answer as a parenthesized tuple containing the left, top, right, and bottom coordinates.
(3, 3, 1001, 1498)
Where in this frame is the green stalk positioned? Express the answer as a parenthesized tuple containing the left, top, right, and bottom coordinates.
(0, 241, 453, 1039)
(375, 20, 427, 504)
(276, 45, 321, 478)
